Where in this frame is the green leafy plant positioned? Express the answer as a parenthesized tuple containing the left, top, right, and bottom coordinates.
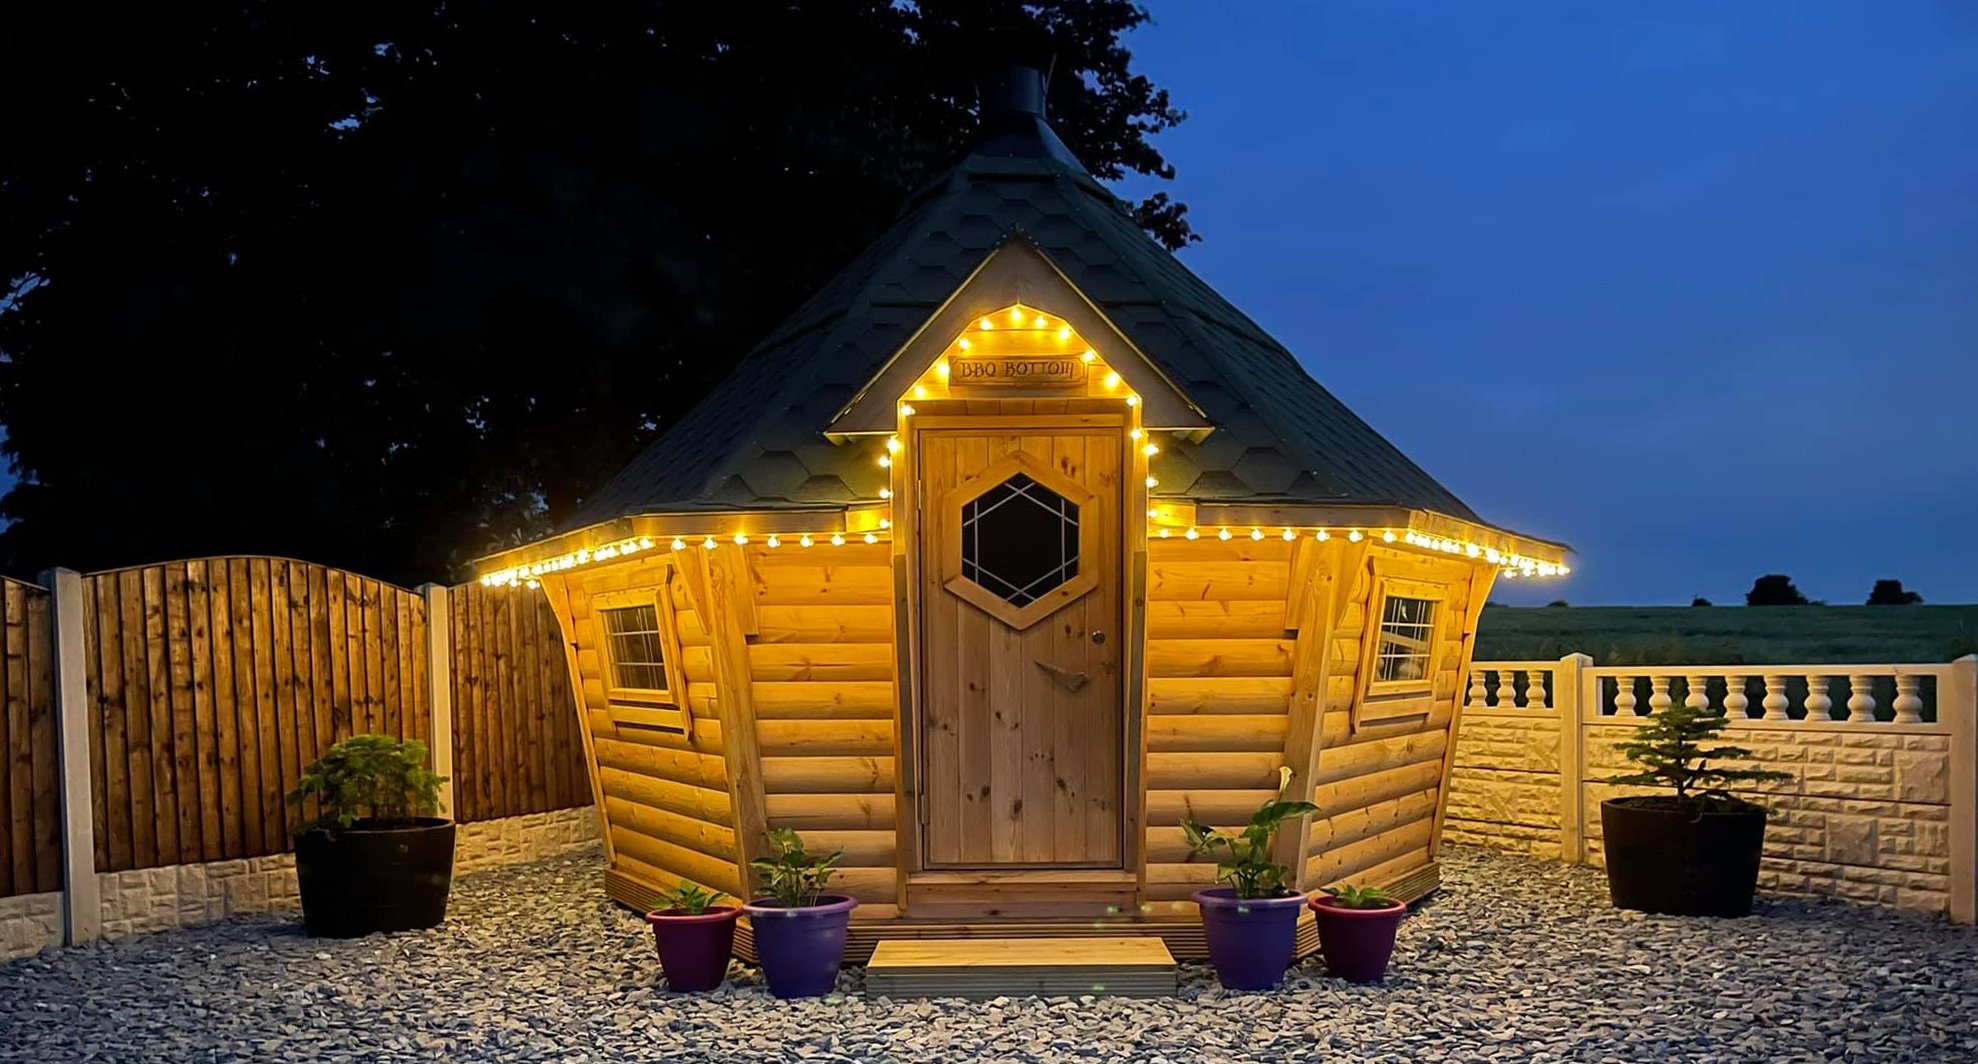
(1320, 884, 1396, 910)
(287, 733, 446, 830)
(1605, 703, 1791, 809)
(750, 828, 844, 907)
(654, 881, 729, 915)
(1180, 766, 1318, 899)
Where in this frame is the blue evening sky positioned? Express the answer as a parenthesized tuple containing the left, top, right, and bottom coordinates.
(1121, 1, 1978, 605)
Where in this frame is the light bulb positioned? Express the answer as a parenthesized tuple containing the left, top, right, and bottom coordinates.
(766, 535, 780, 549)
(1009, 306, 1023, 323)
(1103, 371, 1121, 389)
(1129, 428, 1142, 440)
(1184, 527, 1200, 540)
(1316, 529, 1329, 541)
(733, 533, 749, 546)
(979, 317, 994, 330)
(879, 487, 892, 499)
(1382, 530, 1396, 543)
(800, 535, 813, 548)
(1032, 314, 1046, 328)
(936, 360, 951, 379)
(1250, 528, 1264, 541)
(831, 533, 845, 546)
(1218, 528, 1232, 541)
(1081, 349, 1096, 363)
(1282, 528, 1297, 541)
(912, 385, 927, 399)
(886, 436, 901, 453)
(899, 403, 915, 417)
(1125, 395, 1139, 407)
(1348, 530, 1362, 543)
(864, 532, 878, 544)
(878, 455, 891, 468)
(1142, 443, 1159, 456)
(1145, 476, 1158, 488)
(1158, 528, 1170, 538)
(1057, 326, 1072, 341)
(703, 536, 717, 550)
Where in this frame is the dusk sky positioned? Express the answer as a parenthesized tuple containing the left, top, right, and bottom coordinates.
(1121, 1, 1978, 605)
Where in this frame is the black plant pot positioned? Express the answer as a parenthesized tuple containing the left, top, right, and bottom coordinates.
(1600, 797, 1766, 916)
(294, 818, 456, 937)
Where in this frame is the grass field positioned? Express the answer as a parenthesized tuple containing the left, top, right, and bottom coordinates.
(1474, 604, 1978, 665)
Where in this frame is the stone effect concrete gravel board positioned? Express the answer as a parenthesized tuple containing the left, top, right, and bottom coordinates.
(0, 806, 600, 961)
(1448, 715, 1958, 916)
(2, 846, 1973, 1063)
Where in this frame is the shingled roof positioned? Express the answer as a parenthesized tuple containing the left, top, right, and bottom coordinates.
(570, 75, 1482, 530)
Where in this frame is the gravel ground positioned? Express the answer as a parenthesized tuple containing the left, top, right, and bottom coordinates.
(3, 845, 1975, 1063)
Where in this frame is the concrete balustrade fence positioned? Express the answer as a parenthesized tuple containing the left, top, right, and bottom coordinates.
(0, 561, 596, 960)
(1446, 654, 1978, 921)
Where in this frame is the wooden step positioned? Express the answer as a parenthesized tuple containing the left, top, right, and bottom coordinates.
(865, 936, 1178, 1000)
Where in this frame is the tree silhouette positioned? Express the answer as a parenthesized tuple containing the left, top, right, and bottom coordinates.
(0, 2, 1191, 585)
(1745, 575, 1809, 606)
(1867, 580, 1924, 606)
(1690, 596, 1712, 608)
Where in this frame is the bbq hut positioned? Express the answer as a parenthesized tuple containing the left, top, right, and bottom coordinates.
(476, 69, 1568, 961)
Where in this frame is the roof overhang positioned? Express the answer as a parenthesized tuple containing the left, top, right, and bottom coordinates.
(1176, 501, 1572, 567)
(472, 505, 890, 582)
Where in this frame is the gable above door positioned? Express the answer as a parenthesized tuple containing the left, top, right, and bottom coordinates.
(826, 236, 1211, 438)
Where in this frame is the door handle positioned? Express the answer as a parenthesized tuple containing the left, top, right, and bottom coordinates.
(1034, 660, 1090, 693)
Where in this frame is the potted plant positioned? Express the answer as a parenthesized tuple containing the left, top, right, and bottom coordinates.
(645, 881, 740, 992)
(741, 828, 853, 998)
(1309, 883, 1406, 982)
(1601, 702, 1792, 916)
(1180, 766, 1318, 990)
(286, 733, 452, 937)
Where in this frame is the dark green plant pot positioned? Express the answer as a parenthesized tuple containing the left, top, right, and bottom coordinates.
(1600, 798, 1765, 916)
(294, 817, 455, 936)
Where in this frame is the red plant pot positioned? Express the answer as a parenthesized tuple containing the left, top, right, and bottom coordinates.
(645, 906, 741, 992)
(1309, 896, 1406, 983)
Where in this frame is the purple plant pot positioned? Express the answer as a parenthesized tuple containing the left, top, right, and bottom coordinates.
(1309, 896, 1407, 982)
(645, 906, 741, 992)
(1193, 888, 1308, 990)
(741, 895, 858, 998)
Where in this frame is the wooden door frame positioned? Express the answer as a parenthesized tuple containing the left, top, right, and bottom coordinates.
(890, 410, 1146, 899)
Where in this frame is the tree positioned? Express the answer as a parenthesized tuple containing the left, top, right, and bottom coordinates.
(0, 2, 1191, 586)
(1546, 599, 1568, 608)
(1745, 575, 1809, 607)
(1606, 703, 1790, 807)
(1866, 579, 1923, 606)
(1690, 596, 1712, 608)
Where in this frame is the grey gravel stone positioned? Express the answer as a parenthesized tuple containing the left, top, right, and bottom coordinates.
(0, 845, 1973, 1061)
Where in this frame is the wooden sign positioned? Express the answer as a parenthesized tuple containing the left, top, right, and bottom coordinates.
(949, 355, 1088, 387)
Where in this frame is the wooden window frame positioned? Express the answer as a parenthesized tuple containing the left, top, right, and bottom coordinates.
(594, 571, 691, 732)
(1352, 567, 1450, 730)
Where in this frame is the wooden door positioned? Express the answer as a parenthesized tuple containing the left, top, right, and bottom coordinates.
(917, 424, 1124, 868)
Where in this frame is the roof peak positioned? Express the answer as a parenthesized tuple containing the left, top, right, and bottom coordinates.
(972, 66, 1085, 171)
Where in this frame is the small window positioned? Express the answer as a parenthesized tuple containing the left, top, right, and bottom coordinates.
(601, 604, 671, 698)
(960, 472, 1080, 607)
(1374, 595, 1437, 684)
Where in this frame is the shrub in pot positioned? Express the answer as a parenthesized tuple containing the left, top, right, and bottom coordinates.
(646, 882, 740, 992)
(1601, 703, 1791, 916)
(1181, 766, 1318, 990)
(741, 828, 853, 998)
(286, 734, 453, 937)
(1309, 883, 1405, 982)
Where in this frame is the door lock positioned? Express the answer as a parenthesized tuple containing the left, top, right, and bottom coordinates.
(1091, 630, 1106, 645)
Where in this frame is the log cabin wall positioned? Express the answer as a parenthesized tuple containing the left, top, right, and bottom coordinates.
(1141, 536, 1303, 906)
(745, 544, 899, 914)
(555, 554, 744, 903)
(1304, 546, 1491, 893)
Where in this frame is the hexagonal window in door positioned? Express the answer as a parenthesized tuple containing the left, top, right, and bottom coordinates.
(942, 453, 1100, 630)
(960, 472, 1079, 607)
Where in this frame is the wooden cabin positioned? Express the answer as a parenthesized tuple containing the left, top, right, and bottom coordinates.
(475, 69, 1568, 961)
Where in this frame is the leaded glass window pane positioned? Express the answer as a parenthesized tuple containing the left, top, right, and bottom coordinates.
(1374, 595, 1436, 683)
(601, 604, 669, 693)
(959, 472, 1079, 607)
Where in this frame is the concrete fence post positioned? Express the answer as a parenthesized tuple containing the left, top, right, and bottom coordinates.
(1949, 654, 1976, 924)
(1558, 653, 1594, 866)
(40, 568, 100, 946)
(420, 584, 456, 821)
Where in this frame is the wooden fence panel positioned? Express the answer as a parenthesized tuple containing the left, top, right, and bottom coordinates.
(79, 559, 430, 872)
(449, 583, 588, 823)
(0, 577, 60, 897)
